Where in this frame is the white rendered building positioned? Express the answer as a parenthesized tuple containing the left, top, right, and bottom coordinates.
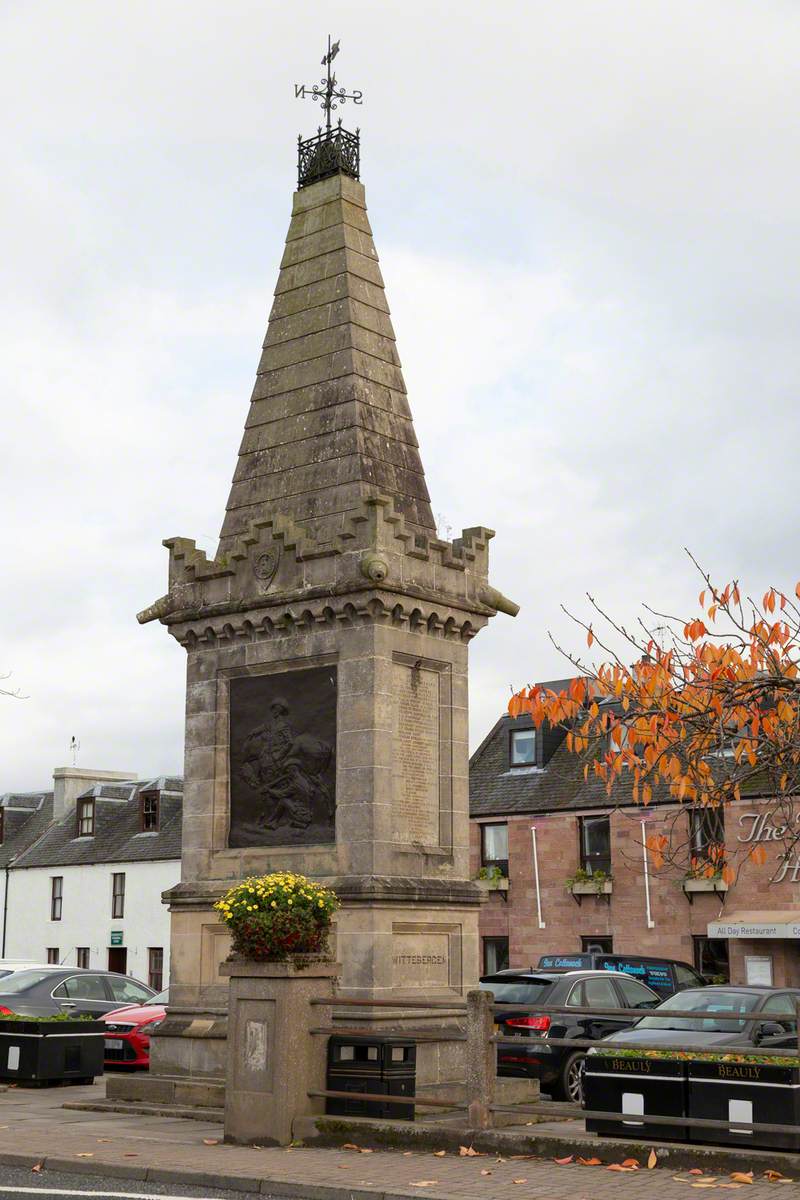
(0, 768, 182, 989)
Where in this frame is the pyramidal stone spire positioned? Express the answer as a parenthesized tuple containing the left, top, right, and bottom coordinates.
(217, 172, 435, 555)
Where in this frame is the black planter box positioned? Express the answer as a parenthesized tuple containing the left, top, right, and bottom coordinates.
(326, 1035, 415, 1120)
(0, 1021, 105, 1084)
(584, 1053, 687, 1140)
(688, 1060, 800, 1152)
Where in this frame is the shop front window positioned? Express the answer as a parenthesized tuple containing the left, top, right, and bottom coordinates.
(693, 935, 730, 983)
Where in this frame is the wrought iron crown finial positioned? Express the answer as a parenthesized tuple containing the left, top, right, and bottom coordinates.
(294, 36, 362, 189)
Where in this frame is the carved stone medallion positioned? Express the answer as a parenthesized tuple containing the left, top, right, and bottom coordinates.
(253, 546, 281, 590)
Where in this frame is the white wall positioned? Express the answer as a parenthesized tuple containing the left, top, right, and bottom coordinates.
(1, 860, 178, 987)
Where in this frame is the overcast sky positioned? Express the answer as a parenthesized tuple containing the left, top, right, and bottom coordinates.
(2, 0, 799, 791)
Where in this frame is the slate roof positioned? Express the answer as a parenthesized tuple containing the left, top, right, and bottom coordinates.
(0, 778, 182, 870)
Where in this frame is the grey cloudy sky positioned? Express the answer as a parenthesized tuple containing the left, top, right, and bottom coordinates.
(2, 0, 799, 790)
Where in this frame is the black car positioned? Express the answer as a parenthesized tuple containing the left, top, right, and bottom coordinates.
(601, 984, 800, 1052)
(481, 968, 660, 1102)
(536, 953, 706, 998)
(0, 967, 155, 1018)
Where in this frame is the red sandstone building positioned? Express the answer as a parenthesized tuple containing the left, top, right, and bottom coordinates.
(469, 697, 800, 988)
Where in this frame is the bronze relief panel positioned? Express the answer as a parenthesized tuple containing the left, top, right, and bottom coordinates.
(228, 666, 337, 848)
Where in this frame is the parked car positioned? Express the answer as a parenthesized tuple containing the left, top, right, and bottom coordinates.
(481, 968, 660, 1102)
(536, 953, 706, 997)
(601, 984, 800, 1052)
(0, 967, 155, 1018)
(102, 988, 168, 1068)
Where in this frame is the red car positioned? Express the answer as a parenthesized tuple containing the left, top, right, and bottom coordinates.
(101, 988, 168, 1068)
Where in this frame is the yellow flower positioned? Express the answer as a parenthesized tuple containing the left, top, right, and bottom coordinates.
(271, 901, 277, 908)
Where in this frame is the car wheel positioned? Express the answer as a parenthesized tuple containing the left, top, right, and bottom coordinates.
(560, 1052, 586, 1105)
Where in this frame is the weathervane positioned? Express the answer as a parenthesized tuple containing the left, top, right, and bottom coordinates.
(295, 36, 363, 134)
(69, 736, 80, 767)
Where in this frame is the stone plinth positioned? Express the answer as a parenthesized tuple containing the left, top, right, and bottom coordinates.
(221, 958, 338, 1146)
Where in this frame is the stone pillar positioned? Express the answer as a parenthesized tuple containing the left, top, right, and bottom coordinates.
(465, 989, 495, 1130)
(221, 959, 338, 1146)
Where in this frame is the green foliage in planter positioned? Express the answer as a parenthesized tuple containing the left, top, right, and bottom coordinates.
(214, 872, 339, 962)
(566, 867, 613, 890)
(591, 1046, 800, 1067)
(0, 1013, 96, 1022)
(477, 866, 505, 881)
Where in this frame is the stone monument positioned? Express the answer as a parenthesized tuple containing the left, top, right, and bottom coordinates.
(128, 44, 517, 1105)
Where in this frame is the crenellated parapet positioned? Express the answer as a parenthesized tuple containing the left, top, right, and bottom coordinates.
(137, 492, 517, 637)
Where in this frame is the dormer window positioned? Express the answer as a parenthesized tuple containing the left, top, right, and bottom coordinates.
(141, 791, 160, 832)
(76, 798, 95, 837)
(510, 727, 536, 767)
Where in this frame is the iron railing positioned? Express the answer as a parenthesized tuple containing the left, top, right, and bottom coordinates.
(298, 123, 359, 188)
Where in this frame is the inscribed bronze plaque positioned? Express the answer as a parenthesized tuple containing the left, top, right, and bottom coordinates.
(229, 667, 337, 848)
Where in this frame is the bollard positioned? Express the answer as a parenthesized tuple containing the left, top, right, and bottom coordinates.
(465, 989, 495, 1130)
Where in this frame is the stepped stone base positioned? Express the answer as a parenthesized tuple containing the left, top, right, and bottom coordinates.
(105, 1072, 224, 1109)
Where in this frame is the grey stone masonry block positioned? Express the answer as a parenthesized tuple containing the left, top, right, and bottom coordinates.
(280, 221, 378, 271)
(290, 172, 366, 215)
(263, 296, 395, 349)
(286, 195, 373, 241)
(275, 247, 385, 295)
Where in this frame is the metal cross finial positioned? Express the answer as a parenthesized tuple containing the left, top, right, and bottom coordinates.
(69, 736, 80, 767)
(295, 35, 363, 134)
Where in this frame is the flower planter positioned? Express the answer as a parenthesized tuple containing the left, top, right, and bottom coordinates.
(683, 878, 728, 895)
(570, 880, 613, 896)
(688, 1059, 800, 1152)
(0, 1020, 105, 1085)
(475, 877, 509, 893)
(584, 1052, 687, 1140)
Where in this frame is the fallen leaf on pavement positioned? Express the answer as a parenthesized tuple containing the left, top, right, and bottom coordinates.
(432, 1150, 446, 1157)
(554, 1155, 573, 1165)
(410, 1182, 438, 1188)
(607, 1164, 637, 1172)
(403, 1151, 414, 1156)
(31, 1165, 42, 1174)
(480, 1169, 492, 1176)
(648, 1150, 658, 1169)
(337, 1165, 349, 1169)
(341, 1143, 360, 1151)
(202, 1139, 219, 1146)
(459, 1146, 484, 1156)
(623, 1158, 640, 1168)
(690, 1169, 706, 1176)
(359, 1148, 373, 1154)
(512, 1178, 528, 1185)
(577, 1156, 602, 1166)
(75, 1154, 94, 1159)
(730, 1173, 753, 1185)
(764, 1172, 786, 1182)
(123, 1154, 138, 1158)
(691, 1184, 718, 1189)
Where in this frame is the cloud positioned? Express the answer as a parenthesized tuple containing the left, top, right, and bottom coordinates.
(1, 0, 799, 787)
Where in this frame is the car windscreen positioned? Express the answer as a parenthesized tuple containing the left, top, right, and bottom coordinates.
(634, 989, 760, 1032)
(598, 957, 674, 994)
(0, 970, 57, 993)
(481, 977, 555, 1004)
(149, 989, 169, 1005)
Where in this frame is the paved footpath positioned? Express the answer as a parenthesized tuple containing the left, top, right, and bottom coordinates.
(0, 1084, 792, 1200)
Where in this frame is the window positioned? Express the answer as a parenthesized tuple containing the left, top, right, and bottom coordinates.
(510, 727, 536, 766)
(111, 873, 125, 919)
(53, 974, 108, 1000)
(567, 977, 618, 1008)
(47, 948, 59, 964)
(0, 808, 5, 845)
(148, 947, 164, 991)
(579, 815, 611, 875)
(141, 791, 160, 832)
(480, 823, 509, 876)
(690, 806, 725, 861)
(581, 935, 613, 954)
(614, 975, 659, 1009)
(50, 876, 63, 921)
(107, 976, 154, 1004)
(693, 935, 730, 983)
(675, 963, 705, 989)
(76, 948, 90, 969)
(482, 937, 509, 976)
(761, 992, 798, 1034)
(76, 798, 95, 837)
